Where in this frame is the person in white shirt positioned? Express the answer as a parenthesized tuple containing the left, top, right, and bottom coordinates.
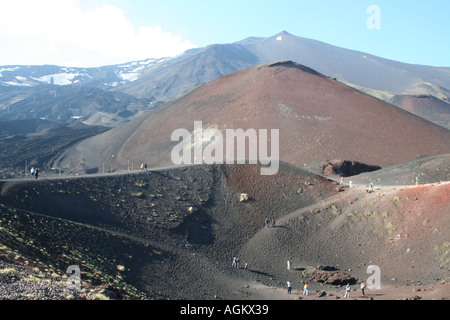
(344, 283, 351, 297)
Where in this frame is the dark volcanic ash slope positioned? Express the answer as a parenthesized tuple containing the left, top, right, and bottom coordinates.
(58, 61, 450, 174)
(351, 153, 450, 186)
(0, 163, 340, 299)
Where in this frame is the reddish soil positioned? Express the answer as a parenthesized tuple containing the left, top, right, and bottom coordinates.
(56, 62, 450, 175)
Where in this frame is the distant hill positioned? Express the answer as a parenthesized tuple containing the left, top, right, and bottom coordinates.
(0, 119, 109, 178)
(0, 86, 149, 127)
(388, 94, 450, 129)
(55, 61, 450, 175)
(0, 118, 59, 137)
(0, 59, 168, 127)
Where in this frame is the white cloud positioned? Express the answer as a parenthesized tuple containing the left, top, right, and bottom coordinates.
(0, 0, 196, 67)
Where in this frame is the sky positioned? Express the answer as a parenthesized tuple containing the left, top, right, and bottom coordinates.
(0, 0, 449, 68)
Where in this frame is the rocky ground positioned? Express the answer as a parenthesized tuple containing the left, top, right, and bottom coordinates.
(0, 260, 123, 300)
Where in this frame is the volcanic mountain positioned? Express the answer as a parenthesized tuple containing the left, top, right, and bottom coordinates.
(117, 31, 450, 103)
(2, 32, 449, 129)
(54, 61, 450, 175)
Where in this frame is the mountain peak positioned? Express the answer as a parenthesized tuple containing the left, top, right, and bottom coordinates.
(274, 30, 294, 41)
(262, 61, 322, 76)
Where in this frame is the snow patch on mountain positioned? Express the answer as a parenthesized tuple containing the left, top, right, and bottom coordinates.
(3, 81, 33, 87)
(0, 56, 173, 88)
(33, 73, 86, 85)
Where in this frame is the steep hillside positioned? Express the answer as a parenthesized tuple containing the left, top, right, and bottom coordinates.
(240, 32, 450, 96)
(56, 61, 450, 175)
(116, 44, 259, 103)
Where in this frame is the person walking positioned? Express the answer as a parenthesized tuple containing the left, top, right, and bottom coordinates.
(287, 260, 291, 270)
(360, 282, 366, 296)
(35, 168, 39, 179)
(30, 167, 35, 179)
(303, 282, 309, 296)
(344, 283, 351, 298)
(287, 281, 292, 294)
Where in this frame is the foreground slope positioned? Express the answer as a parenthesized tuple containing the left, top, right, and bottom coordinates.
(1, 160, 448, 300)
(56, 61, 450, 175)
(0, 163, 339, 299)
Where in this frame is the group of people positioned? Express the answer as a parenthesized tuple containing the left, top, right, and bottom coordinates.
(344, 282, 366, 298)
(232, 257, 248, 270)
(287, 281, 365, 298)
(287, 281, 309, 295)
(341, 177, 378, 193)
(264, 218, 276, 228)
(232, 254, 367, 298)
(286, 260, 367, 298)
(29, 167, 40, 179)
(235, 214, 371, 299)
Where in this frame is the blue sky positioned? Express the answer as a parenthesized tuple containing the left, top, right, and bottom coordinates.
(1, 0, 449, 67)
